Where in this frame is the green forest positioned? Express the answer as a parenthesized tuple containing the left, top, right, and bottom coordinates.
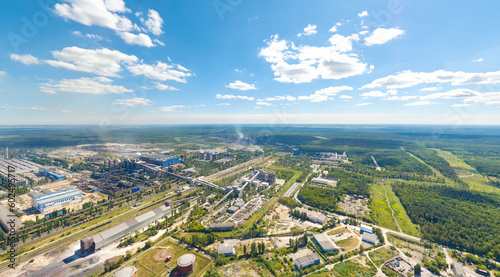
(392, 183, 500, 262)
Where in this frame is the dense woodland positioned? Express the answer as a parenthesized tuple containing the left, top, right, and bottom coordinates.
(392, 183, 500, 262)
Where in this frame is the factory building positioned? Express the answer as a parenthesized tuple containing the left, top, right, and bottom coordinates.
(360, 224, 373, 234)
(311, 177, 338, 187)
(294, 207, 328, 224)
(139, 154, 180, 167)
(113, 266, 137, 277)
(177, 253, 196, 275)
(80, 204, 171, 254)
(294, 253, 320, 269)
(217, 244, 235, 256)
(0, 204, 23, 232)
(362, 233, 378, 245)
(255, 170, 276, 185)
(0, 158, 40, 174)
(312, 233, 339, 252)
(208, 222, 234, 231)
(46, 171, 66, 180)
(32, 188, 83, 213)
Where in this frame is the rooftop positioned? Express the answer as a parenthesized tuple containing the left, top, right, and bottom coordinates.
(296, 253, 320, 266)
(177, 253, 196, 266)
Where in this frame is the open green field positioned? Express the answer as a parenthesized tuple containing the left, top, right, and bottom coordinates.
(434, 148, 500, 195)
(369, 183, 399, 232)
(122, 237, 212, 277)
(336, 237, 359, 251)
(368, 246, 399, 267)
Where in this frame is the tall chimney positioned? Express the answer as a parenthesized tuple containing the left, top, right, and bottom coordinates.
(5, 147, 8, 159)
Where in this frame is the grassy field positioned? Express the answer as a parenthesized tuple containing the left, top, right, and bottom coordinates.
(123, 237, 212, 277)
(382, 183, 420, 237)
(369, 183, 399, 232)
(434, 148, 500, 194)
(309, 260, 377, 277)
(368, 246, 399, 267)
(336, 237, 359, 251)
(216, 259, 274, 277)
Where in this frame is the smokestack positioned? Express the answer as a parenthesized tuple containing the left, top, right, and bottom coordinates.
(5, 147, 8, 159)
(262, 150, 265, 171)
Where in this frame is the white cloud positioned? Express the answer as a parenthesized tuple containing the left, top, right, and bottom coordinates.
(365, 28, 404, 46)
(420, 88, 480, 100)
(362, 69, 500, 89)
(405, 101, 437, 106)
(463, 92, 500, 105)
(265, 95, 296, 101)
(72, 31, 105, 40)
(160, 105, 185, 112)
(217, 103, 230, 106)
(141, 9, 163, 35)
(259, 34, 368, 84)
(54, 109, 73, 113)
(452, 103, 473, 107)
(54, 0, 160, 47)
(358, 11, 369, 17)
(215, 94, 254, 101)
(387, 89, 398, 95)
(473, 58, 484, 62)
(329, 26, 337, 33)
(39, 77, 132, 94)
(154, 82, 179, 91)
(226, 80, 257, 91)
(383, 96, 417, 101)
(256, 101, 272, 106)
(0, 104, 47, 110)
(340, 95, 353, 99)
(420, 86, 441, 92)
(127, 61, 192, 83)
(359, 30, 369, 35)
(118, 32, 155, 47)
(10, 54, 40, 65)
(297, 24, 317, 37)
(416, 89, 500, 105)
(298, 86, 353, 102)
(0, 71, 6, 76)
(113, 97, 152, 107)
(361, 90, 388, 97)
(45, 47, 138, 77)
(355, 103, 372, 106)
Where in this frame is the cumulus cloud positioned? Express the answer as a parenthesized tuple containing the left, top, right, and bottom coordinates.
(39, 77, 132, 94)
(298, 86, 353, 102)
(72, 31, 105, 40)
(128, 61, 192, 83)
(420, 88, 480, 100)
(217, 103, 230, 106)
(226, 80, 257, 91)
(340, 95, 353, 99)
(154, 82, 179, 91)
(113, 97, 152, 106)
(256, 101, 272, 106)
(362, 69, 500, 89)
(355, 103, 372, 106)
(358, 11, 368, 17)
(360, 90, 388, 97)
(216, 94, 254, 101)
(54, 0, 162, 47)
(160, 105, 185, 112)
(383, 96, 417, 101)
(365, 28, 404, 46)
(473, 58, 484, 62)
(265, 95, 296, 101)
(10, 54, 40, 65)
(420, 86, 441, 92)
(259, 34, 369, 84)
(44, 47, 138, 77)
(297, 24, 317, 37)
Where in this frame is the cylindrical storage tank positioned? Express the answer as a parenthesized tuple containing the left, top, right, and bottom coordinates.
(113, 266, 137, 277)
(177, 253, 196, 275)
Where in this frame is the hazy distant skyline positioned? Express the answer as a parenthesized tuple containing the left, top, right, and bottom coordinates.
(1, 0, 500, 125)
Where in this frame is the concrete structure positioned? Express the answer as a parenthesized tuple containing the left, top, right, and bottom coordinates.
(362, 233, 378, 245)
(32, 188, 83, 213)
(113, 266, 137, 277)
(46, 171, 66, 180)
(313, 233, 338, 252)
(177, 253, 196, 275)
(255, 170, 276, 185)
(294, 253, 320, 269)
(360, 224, 373, 234)
(227, 205, 239, 213)
(452, 262, 466, 277)
(0, 204, 23, 232)
(232, 199, 245, 208)
(218, 244, 235, 256)
(80, 204, 171, 254)
(0, 158, 40, 174)
(294, 207, 327, 224)
(208, 222, 234, 231)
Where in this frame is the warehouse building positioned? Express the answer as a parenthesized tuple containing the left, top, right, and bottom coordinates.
(139, 154, 180, 167)
(311, 177, 338, 187)
(218, 243, 235, 256)
(313, 233, 338, 252)
(208, 222, 234, 231)
(80, 204, 172, 254)
(360, 224, 373, 234)
(46, 171, 66, 180)
(294, 253, 320, 269)
(362, 233, 378, 245)
(294, 207, 328, 224)
(0, 204, 23, 232)
(32, 188, 83, 213)
(0, 158, 40, 174)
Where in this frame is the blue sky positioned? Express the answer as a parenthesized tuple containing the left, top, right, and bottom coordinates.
(1, 0, 500, 125)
